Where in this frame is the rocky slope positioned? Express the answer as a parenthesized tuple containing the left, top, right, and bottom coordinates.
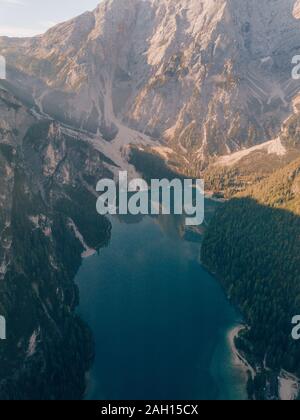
(1, 0, 300, 170)
(0, 88, 112, 399)
(203, 108, 300, 196)
(1, 0, 300, 400)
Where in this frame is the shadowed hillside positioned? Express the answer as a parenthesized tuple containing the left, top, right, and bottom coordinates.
(202, 158, 300, 399)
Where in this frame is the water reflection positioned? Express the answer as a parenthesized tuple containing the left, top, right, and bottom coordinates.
(76, 206, 247, 401)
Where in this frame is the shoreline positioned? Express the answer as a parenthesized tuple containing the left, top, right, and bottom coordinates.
(228, 325, 255, 381)
(228, 325, 300, 400)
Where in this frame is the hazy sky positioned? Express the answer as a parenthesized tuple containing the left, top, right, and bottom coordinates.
(0, 0, 101, 37)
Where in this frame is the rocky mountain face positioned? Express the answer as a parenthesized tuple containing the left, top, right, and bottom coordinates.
(0, 88, 112, 399)
(0, 0, 300, 401)
(1, 0, 300, 171)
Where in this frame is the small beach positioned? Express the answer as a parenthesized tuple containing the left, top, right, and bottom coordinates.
(209, 324, 250, 400)
(228, 325, 255, 380)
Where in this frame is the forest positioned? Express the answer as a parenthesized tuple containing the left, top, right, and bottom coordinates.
(201, 157, 300, 399)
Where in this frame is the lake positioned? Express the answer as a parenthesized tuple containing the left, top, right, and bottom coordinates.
(76, 213, 248, 400)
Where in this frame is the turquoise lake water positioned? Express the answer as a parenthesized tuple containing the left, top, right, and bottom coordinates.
(76, 214, 247, 400)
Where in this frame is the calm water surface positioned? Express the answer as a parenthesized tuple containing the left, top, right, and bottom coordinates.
(76, 214, 247, 400)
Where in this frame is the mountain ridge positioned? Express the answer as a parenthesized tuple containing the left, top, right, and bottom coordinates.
(0, 87, 113, 399)
(2, 0, 300, 169)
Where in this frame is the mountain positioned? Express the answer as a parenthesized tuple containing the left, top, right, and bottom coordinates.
(1, 0, 300, 400)
(202, 155, 300, 399)
(204, 110, 300, 196)
(1, 0, 300, 171)
(0, 88, 112, 399)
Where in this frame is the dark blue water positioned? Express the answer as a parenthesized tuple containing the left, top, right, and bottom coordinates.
(76, 215, 247, 400)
